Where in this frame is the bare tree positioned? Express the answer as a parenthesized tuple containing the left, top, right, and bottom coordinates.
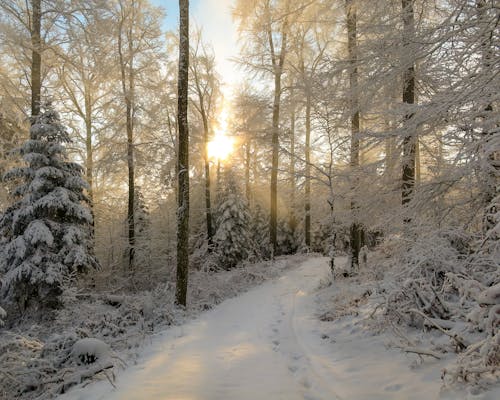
(189, 30, 220, 247)
(346, 0, 363, 269)
(401, 0, 416, 213)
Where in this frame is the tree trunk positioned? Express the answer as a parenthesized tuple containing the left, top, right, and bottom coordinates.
(84, 90, 95, 240)
(347, 0, 363, 270)
(476, 0, 497, 234)
(126, 89, 135, 269)
(401, 0, 416, 211)
(245, 140, 251, 203)
(201, 111, 213, 246)
(270, 70, 281, 255)
(304, 90, 311, 249)
(30, 0, 42, 125)
(175, 0, 190, 307)
(84, 91, 94, 204)
(289, 101, 296, 232)
(118, 19, 136, 269)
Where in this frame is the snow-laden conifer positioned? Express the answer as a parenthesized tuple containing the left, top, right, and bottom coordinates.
(213, 170, 253, 269)
(0, 105, 99, 310)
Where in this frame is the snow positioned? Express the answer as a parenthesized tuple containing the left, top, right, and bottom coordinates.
(57, 256, 500, 400)
(0, 305, 6, 326)
(72, 338, 111, 365)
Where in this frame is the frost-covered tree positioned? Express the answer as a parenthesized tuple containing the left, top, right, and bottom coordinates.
(214, 171, 253, 269)
(250, 203, 270, 260)
(0, 105, 99, 311)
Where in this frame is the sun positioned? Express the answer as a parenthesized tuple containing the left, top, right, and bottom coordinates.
(207, 107, 234, 161)
(207, 133, 234, 161)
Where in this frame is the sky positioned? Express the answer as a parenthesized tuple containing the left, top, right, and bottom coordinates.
(151, 0, 243, 98)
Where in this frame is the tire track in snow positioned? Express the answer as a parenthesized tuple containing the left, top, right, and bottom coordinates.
(270, 258, 342, 400)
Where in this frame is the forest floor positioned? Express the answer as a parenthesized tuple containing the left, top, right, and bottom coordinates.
(58, 256, 499, 400)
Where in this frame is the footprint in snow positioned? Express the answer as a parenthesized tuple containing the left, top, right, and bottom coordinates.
(299, 376, 312, 389)
(288, 365, 299, 373)
(385, 383, 403, 392)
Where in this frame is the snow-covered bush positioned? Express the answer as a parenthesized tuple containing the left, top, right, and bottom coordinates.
(0, 105, 99, 311)
(381, 222, 499, 385)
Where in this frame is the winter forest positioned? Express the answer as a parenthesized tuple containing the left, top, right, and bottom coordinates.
(0, 0, 498, 398)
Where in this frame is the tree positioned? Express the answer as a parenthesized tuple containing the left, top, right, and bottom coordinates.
(401, 0, 416, 213)
(175, 0, 190, 307)
(289, 3, 331, 249)
(234, 0, 292, 255)
(0, 105, 98, 311)
(55, 8, 114, 205)
(114, 0, 163, 268)
(189, 30, 220, 247)
(346, 0, 364, 269)
(213, 170, 253, 269)
(30, 0, 42, 121)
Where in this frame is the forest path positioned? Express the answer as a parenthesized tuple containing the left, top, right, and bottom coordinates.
(60, 256, 341, 400)
(60, 256, 464, 400)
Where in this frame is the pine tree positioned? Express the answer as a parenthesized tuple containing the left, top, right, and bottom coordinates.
(213, 171, 253, 269)
(0, 105, 99, 310)
(277, 218, 298, 256)
(250, 204, 270, 260)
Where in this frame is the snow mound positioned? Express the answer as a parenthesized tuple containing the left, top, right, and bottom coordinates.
(72, 338, 110, 365)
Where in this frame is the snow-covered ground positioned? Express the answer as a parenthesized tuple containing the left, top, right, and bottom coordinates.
(59, 256, 499, 400)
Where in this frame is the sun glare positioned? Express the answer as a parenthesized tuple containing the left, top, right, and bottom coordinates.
(207, 134, 234, 161)
(207, 107, 234, 161)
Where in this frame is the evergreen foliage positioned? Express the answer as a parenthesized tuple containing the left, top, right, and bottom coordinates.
(276, 218, 299, 256)
(250, 204, 270, 260)
(213, 171, 253, 269)
(0, 105, 99, 310)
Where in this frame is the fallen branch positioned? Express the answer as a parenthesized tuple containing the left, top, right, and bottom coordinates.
(409, 309, 467, 350)
(401, 346, 442, 359)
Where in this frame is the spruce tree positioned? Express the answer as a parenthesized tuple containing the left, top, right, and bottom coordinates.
(213, 170, 253, 269)
(250, 204, 270, 260)
(0, 105, 99, 310)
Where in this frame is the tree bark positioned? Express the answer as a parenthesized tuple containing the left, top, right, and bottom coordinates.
(289, 99, 296, 232)
(476, 0, 497, 234)
(84, 90, 94, 204)
(30, 0, 42, 125)
(118, 12, 135, 269)
(268, 15, 288, 256)
(347, 0, 363, 269)
(304, 90, 311, 249)
(401, 0, 416, 211)
(175, 0, 190, 307)
(245, 140, 251, 203)
(201, 111, 213, 246)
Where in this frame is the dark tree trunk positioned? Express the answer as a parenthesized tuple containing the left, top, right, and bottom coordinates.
(84, 91, 94, 204)
(118, 18, 136, 269)
(30, 0, 42, 126)
(401, 0, 416, 211)
(270, 71, 281, 255)
(289, 100, 296, 232)
(175, 0, 190, 307)
(347, 0, 363, 270)
(245, 140, 251, 203)
(304, 90, 311, 249)
(268, 16, 288, 256)
(476, 0, 497, 234)
(126, 91, 135, 268)
(201, 111, 213, 246)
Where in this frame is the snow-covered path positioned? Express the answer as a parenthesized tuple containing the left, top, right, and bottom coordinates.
(60, 256, 468, 400)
